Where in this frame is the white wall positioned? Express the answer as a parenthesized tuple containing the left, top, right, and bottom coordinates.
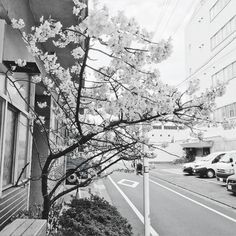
(185, 0, 236, 113)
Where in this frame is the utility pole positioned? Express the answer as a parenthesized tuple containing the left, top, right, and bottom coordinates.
(143, 154, 150, 236)
(141, 124, 151, 236)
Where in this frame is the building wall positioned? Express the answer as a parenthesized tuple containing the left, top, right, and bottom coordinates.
(0, 20, 35, 228)
(0, 187, 28, 230)
(0, 0, 41, 228)
(29, 95, 51, 207)
(147, 124, 188, 162)
(185, 0, 236, 122)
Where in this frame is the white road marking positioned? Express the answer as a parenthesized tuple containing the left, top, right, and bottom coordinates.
(118, 179, 139, 188)
(108, 176, 159, 236)
(160, 168, 183, 175)
(150, 179, 236, 224)
(94, 183, 106, 189)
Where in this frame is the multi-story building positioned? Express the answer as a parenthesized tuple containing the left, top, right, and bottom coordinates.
(147, 123, 188, 163)
(0, 0, 87, 229)
(183, 0, 236, 155)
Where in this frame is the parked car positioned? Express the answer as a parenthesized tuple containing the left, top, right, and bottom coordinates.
(216, 150, 236, 182)
(66, 157, 89, 185)
(193, 151, 225, 178)
(226, 174, 236, 195)
(182, 156, 202, 175)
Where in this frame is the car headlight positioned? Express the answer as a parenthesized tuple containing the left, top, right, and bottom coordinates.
(226, 169, 235, 174)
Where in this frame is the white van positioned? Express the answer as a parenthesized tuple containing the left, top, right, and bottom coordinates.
(216, 150, 236, 182)
(193, 151, 226, 178)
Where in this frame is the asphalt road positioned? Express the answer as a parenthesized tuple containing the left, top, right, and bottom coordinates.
(104, 164, 236, 236)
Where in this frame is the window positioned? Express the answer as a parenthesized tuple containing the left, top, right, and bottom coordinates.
(233, 62, 236, 77)
(17, 115, 28, 180)
(153, 125, 162, 129)
(0, 73, 31, 192)
(0, 75, 6, 94)
(211, 16, 236, 50)
(2, 106, 17, 187)
(7, 73, 30, 111)
(213, 102, 236, 121)
(212, 60, 236, 86)
(210, 0, 231, 21)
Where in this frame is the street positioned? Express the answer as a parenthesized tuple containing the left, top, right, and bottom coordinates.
(104, 163, 236, 236)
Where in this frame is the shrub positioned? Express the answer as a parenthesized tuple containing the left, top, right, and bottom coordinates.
(57, 195, 133, 236)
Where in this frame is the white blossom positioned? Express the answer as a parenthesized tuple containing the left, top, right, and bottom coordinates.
(11, 18, 25, 29)
(37, 101, 47, 109)
(71, 47, 85, 59)
(32, 75, 42, 83)
(15, 59, 27, 67)
(36, 116, 45, 125)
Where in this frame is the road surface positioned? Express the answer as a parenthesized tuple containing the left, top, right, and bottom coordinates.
(104, 164, 236, 236)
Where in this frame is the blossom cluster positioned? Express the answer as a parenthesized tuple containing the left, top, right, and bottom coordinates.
(9, 0, 226, 157)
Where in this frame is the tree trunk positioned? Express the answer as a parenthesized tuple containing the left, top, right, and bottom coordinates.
(41, 158, 51, 220)
(42, 195, 50, 219)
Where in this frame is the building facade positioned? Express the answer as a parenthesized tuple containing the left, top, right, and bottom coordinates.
(184, 0, 236, 154)
(0, 0, 86, 229)
(147, 123, 188, 163)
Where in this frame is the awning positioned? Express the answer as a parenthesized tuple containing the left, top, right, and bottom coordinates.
(181, 141, 213, 148)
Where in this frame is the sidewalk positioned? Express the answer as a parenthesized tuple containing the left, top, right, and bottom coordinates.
(80, 178, 113, 204)
(63, 178, 112, 204)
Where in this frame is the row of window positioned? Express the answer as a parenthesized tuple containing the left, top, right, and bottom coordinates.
(152, 125, 183, 130)
(210, 0, 231, 21)
(212, 60, 236, 85)
(211, 15, 236, 49)
(214, 102, 236, 121)
(0, 74, 31, 194)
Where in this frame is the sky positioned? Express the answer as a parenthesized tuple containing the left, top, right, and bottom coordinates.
(97, 0, 200, 86)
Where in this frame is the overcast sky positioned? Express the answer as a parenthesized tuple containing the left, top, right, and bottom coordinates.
(97, 0, 200, 86)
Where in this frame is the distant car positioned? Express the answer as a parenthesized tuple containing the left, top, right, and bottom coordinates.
(183, 162, 196, 175)
(216, 150, 236, 182)
(226, 174, 236, 195)
(66, 157, 89, 185)
(193, 152, 225, 178)
(182, 156, 202, 175)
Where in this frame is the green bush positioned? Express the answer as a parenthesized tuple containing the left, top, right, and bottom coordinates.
(57, 195, 133, 236)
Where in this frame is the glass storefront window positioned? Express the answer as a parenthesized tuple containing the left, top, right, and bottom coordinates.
(17, 115, 28, 180)
(3, 106, 17, 187)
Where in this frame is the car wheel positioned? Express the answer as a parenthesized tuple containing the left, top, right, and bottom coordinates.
(206, 169, 215, 178)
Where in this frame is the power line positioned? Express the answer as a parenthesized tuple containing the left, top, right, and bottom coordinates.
(159, 0, 180, 38)
(171, 1, 197, 37)
(153, 0, 172, 39)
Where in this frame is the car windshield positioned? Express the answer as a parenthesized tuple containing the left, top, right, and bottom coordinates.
(219, 152, 236, 163)
(200, 153, 218, 161)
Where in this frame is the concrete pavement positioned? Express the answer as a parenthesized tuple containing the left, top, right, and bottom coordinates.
(151, 163, 236, 209)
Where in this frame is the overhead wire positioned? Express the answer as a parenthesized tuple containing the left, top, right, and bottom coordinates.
(159, 0, 180, 38)
(153, 0, 172, 39)
(171, 1, 197, 37)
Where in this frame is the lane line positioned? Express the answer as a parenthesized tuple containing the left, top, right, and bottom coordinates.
(150, 179, 236, 223)
(108, 176, 159, 236)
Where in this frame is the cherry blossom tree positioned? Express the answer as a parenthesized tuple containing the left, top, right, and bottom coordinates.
(7, 0, 226, 219)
